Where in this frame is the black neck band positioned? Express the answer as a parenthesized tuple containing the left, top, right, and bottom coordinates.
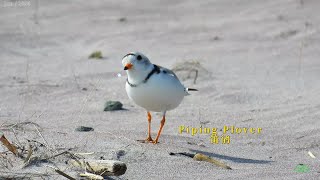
(127, 64, 160, 87)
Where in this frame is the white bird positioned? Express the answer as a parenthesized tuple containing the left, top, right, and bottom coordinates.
(122, 52, 197, 144)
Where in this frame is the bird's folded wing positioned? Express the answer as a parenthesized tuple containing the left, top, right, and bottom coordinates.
(157, 65, 180, 80)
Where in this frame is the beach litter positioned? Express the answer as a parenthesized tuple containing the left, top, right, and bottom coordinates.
(294, 164, 310, 173)
(308, 151, 316, 159)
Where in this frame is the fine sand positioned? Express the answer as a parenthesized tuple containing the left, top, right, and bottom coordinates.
(1, 0, 320, 179)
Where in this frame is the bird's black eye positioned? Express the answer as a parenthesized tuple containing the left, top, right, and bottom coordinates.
(137, 55, 142, 61)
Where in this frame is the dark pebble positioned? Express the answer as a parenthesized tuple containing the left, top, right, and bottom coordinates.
(212, 36, 220, 41)
(76, 126, 94, 132)
(104, 101, 123, 111)
(116, 150, 126, 159)
(119, 17, 127, 22)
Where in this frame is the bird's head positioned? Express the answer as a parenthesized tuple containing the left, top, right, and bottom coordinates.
(122, 52, 152, 72)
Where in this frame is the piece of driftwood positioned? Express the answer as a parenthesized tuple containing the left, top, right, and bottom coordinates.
(193, 153, 232, 170)
(69, 159, 127, 176)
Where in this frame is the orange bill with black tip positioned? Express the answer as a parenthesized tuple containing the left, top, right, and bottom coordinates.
(124, 63, 133, 70)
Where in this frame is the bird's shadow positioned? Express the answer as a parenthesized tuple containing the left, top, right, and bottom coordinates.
(189, 149, 273, 164)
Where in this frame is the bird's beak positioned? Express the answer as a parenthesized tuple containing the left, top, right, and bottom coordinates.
(124, 63, 133, 70)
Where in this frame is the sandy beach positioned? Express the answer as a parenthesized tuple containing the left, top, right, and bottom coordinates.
(1, 0, 320, 179)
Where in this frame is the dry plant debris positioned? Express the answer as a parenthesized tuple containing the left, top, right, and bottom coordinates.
(89, 51, 103, 59)
(69, 159, 127, 176)
(172, 60, 210, 84)
(0, 121, 127, 179)
(80, 172, 104, 180)
(0, 121, 41, 132)
(0, 135, 18, 156)
(169, 152, 232, 170)
(193, 153, 232, 170)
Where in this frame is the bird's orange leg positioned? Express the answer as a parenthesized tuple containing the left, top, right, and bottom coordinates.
(153, 115, 165, 144)
(145, 112, 153, 142)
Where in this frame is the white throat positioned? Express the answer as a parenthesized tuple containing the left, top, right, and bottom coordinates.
(126, 64, 154, 84)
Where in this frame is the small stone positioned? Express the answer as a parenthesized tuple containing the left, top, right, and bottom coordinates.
(119, 17, 127, 22)
(212, 36, 220, 41)
(116, 150, 126, 159)
(75, 126, 94, 132)
(305, 22, 312, 27)
(104, 101, 123, 111)
(277, 15, 285, 21)
(82, 87, 88, 91)
(199, 144, 206, 147)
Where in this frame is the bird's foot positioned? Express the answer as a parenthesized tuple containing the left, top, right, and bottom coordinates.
(145, 136, 153, 142)
(152, 140, 159, 144)
(137, 136, 154, 143)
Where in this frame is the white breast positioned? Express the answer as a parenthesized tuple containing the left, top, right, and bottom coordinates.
(126, 72, 186, 112)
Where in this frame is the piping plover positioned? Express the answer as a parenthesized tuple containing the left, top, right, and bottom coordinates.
(122, 52, 197, 144)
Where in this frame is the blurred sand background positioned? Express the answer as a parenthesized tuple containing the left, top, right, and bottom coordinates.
(1, 0, 320, 179)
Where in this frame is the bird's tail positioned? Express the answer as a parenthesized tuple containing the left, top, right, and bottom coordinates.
(184, 88, 198, 95)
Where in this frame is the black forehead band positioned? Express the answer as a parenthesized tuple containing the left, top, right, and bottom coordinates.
(123, 53, 136, 59)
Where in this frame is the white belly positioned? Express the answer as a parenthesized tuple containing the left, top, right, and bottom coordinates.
(126, 73, 185, 112)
